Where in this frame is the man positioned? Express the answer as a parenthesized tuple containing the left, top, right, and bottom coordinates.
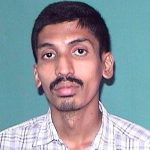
(0, 1, 150, 149)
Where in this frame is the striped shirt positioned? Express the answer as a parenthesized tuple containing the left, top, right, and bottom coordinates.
(0, 102, 150, 150)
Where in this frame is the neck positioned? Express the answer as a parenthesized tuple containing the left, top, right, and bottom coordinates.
(51, 100, 102, 149)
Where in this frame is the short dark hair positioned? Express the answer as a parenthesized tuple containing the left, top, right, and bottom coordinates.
(31, 1, 111, 63)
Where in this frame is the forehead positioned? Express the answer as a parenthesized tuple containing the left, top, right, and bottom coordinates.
(39, 20, 89, 35)
(37, 20, 99, 47)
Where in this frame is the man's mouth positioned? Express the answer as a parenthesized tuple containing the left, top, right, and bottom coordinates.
(49, 75, 83, 91)
(53, 82, 79, 97)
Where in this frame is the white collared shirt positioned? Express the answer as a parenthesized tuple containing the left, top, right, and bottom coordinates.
(0, 102, 150, 149)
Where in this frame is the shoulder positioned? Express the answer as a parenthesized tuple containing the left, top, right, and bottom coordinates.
(0, 114, 47, 148)
(0, 114, 47, 135)
(110, 114, 150, 142)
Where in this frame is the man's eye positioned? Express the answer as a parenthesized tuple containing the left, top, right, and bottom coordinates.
(73, 48, 87, 56)
(42, 52, 55, 59)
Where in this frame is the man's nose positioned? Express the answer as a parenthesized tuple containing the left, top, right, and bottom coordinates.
(55, 56, 74, 77)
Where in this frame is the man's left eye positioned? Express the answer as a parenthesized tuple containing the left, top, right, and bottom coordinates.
(73, 48, 87, 56)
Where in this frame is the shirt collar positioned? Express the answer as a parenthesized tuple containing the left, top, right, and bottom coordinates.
(92, 102, 114, 149)
(33, 109, 60, 146)
(33, 101, 113, 147)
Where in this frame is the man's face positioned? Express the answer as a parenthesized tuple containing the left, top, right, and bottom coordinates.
(34, 20, 113, 112)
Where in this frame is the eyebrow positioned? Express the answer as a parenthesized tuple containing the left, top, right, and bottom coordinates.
(68, 38, 96, 50)
(37, 38, 93, 49)
(68, 38, 92, 45)
(37, 43, 54, 49)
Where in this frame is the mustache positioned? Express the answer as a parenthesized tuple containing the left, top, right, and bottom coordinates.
(49, 75, 83, 90)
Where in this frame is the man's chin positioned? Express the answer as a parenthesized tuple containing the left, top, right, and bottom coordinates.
(57, 100, 80, 112)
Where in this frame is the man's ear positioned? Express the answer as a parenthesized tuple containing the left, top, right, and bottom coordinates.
(33, 64, 41, 88)
(102, 52, 114, 79)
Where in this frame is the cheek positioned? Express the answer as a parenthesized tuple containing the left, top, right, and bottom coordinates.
(37, 65, 55, 90)
(75, 60, 102, 95)
(75, 59, 102, 81)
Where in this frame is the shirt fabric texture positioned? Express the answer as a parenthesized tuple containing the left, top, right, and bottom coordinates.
(0, 102, 150, 150)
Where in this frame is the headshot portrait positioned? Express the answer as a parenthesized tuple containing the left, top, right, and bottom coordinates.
(0, 0, 150, 149)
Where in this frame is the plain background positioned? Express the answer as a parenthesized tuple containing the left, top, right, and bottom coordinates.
(0, 0, 150, 130)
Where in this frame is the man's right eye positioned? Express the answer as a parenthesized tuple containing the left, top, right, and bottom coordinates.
(42, 52, 56, 60)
